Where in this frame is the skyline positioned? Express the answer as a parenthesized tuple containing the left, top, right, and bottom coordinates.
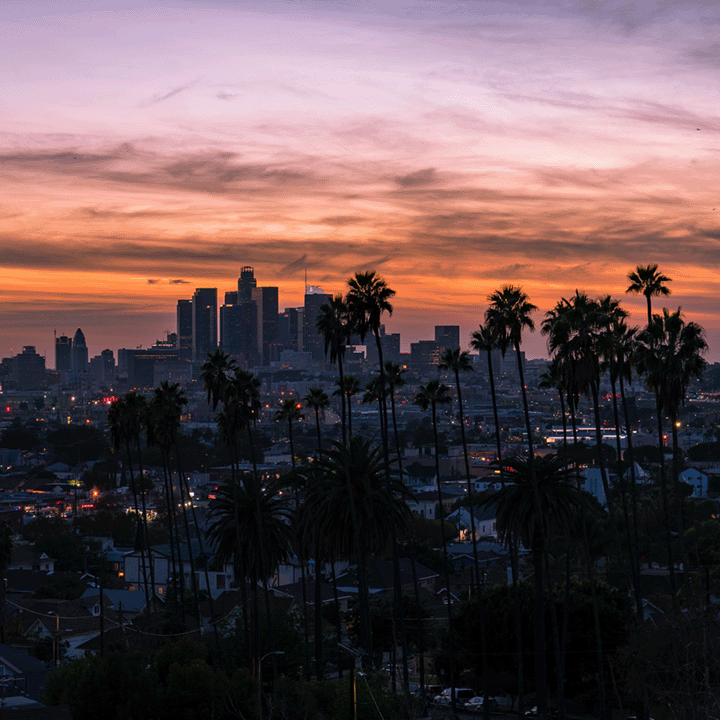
(2, 1, 720, 361)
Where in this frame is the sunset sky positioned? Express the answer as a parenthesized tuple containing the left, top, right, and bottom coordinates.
(2, 0, 720, 365)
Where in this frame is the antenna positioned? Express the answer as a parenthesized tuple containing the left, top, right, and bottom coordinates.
(304, 266, 308, 294)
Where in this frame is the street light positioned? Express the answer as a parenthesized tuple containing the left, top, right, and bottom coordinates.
(257, 650, 284, 720)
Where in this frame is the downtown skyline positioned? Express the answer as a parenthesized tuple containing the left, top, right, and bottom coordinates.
(2, 0, 720, 361)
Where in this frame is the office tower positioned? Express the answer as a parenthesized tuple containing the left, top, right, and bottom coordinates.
(278, 307, 302, 352)
(220, 301, 258, 367)
(365, 326, 400, 364)
(252, 285, 279, 365)
(191, 288, 217, 362)
(10, 347, 46, 391)
(435, 325, 460, 350)
(238, 266, 256, 302)
(224, 291, 238, 305)
(176, 299, 193, 361)
(55, 334, 72, 375)
(303, 286, 332, 362)
(410, 340, 442, 376)
(90, 349, 115, 385)
(72, 328, 88, 374)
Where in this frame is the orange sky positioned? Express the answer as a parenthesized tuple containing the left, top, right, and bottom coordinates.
(2, 1, 719, 363)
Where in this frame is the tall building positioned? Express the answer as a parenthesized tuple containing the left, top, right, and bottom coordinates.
(303, 287, 332, 362)
(176, 299, 193, 361)
(278, 308, 302, 352)
(55, 334, 72, 375)
(90, 349, 115, 385)
(410, 340, 442, 376)
(435, 325, 460, 350)
(238, 266, 257, 302)
(191, 288, 217, 362)
(72, 328, 88, 375)
(365, 326, 401, 364)
(220, 301, 258, 367)
(252, 286, 279, 365)
(10, 347, 46, 391)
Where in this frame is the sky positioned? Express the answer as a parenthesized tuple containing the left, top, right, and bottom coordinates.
(2, 0, 720, 365)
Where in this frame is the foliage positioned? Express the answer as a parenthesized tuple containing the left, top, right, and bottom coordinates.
(0, 420, 40, 450)
(19, 516, 88, 572)
(47, 424, 109, 465)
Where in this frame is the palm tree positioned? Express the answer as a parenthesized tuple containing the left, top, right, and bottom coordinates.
(346, 271, 409, 683)
(308, 437, 412, 667)
(304, 387, 330, 453)
(275, 397, 303, 469)
(485, 286, 554, 718)
(471, 324, 503, 463)
(200, 349, 237, 410)
(635, 308, 708, 602)
(414, 379, 459, 716)
(316, 296, 353, 446)
(148, 382, 199, 623)
(335, 375, 361, 439)
(108, 393, 153, 609)
(207, 473, 294, 672)
(484, 455, 590, 719)
(626, 264, 672, 325)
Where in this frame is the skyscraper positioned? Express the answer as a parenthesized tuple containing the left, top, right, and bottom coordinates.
(191, 288, 217, 362)
(55, 334, 72, 375)
(435, 325, 460, 350)
(176, 299, 193, 361)
(72, 328, 88, 374)
(238, 266, 257, 302)
(252, 285, 279, 366)
(220, 301, 258, 367)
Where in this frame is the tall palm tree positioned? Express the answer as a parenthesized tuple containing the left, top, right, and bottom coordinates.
(308, 437, 411, 667)
(635, 308, 708, 602)
(438, 347, 491, 718)
(206, 472, 293, 673)
(414, 379, 458, 716)
(335, 375, 361, 439)
(149, 382, 199, 622)
(304, 387, 330, 453)
(275, 397, 303, 469)
(346, 271, 409, 682)
(484, 455, 591, 719)
(316, 296, 353, 446)
(200, 349, 237, 410)
(108, 393, 153, 609)
(626, 264, 672, 325)
(485, 286, 553, 717)
(471, 324, 503, 463)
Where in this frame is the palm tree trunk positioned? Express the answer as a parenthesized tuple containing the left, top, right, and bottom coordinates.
(670, 413, 690, 592)
(509, 541, 525, 719)
(125, 438, 151, 611)
(514, 342, 548, 719)
(455, 368, 490, 720)
(338, 354, 347, 446)
(610, 380, 643, 625)
(390, 386, 426, 694)
(431, 402, 457, 718)
(653, 392, 678, 610)
(487, 349, 502, 462)
(619, 375, 644, 624)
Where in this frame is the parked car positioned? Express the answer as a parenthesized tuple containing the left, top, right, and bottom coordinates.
(525, 706, 558, 719)
(464, 696, 499, 713)
(434, 688, 475, 705)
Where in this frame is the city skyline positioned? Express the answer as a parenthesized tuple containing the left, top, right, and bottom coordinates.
(2, 1, 720, 361)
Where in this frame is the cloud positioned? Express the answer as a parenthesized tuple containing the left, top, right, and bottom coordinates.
(140, 79, 201, 107)
(394, 168, 438, 187)
(169, 278, 190, 284)
(281, 255, 308, 273)
(147, 279, 160, 284)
